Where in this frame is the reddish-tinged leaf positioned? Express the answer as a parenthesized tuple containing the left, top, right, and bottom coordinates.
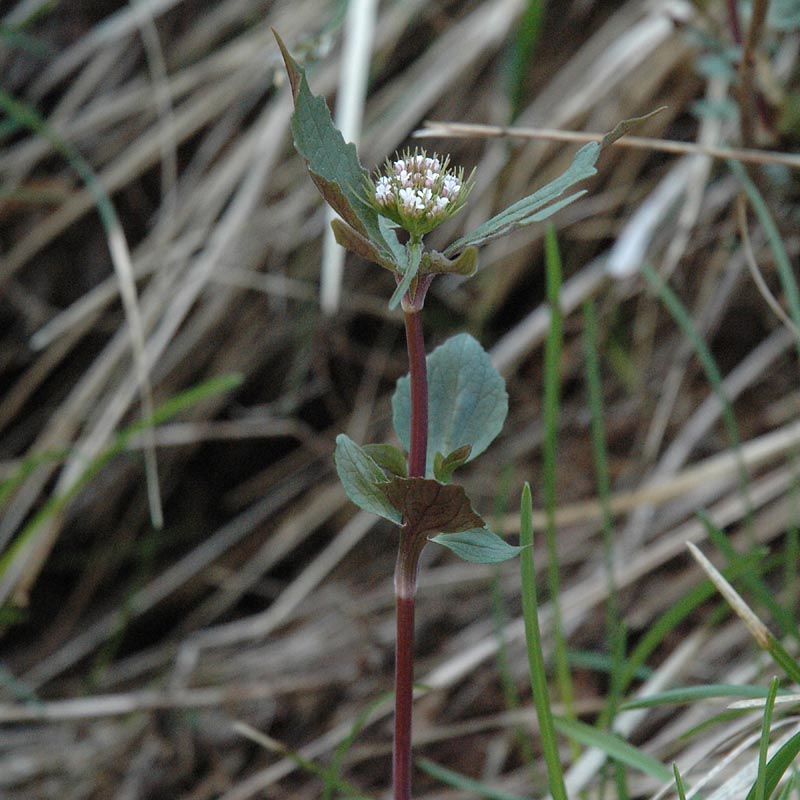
(331, 219, 396, 272)
(382, 477, 485, 537)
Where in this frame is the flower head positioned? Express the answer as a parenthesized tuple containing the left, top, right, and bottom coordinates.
(369, 148, 474, 238)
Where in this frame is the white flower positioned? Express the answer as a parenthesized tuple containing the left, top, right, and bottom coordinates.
(375, 176, 393, 202)
(370, 147, 474, 236)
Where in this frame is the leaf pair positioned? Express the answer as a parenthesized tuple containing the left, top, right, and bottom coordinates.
(334, 334, 522, 563)
(274, 29, 625, 309)
(334, 434, 522, 563)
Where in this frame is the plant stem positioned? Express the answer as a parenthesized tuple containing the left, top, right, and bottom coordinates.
(393, 307, 429, 800)
(393, 539, 422, 800)
(403, 308, 428, 479)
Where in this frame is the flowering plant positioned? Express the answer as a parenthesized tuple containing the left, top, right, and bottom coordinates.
(273, 29, 640, 800)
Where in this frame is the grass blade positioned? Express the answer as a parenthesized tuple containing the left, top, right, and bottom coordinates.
(418, 758, 530, 800)
(552, 715, 672, 784)
(541, 226, 576, 734)
(687, 543, 800, 685)
(745, 730, 800, 800)
(519, 483, 568, 800)
(753, 677, 780, 800)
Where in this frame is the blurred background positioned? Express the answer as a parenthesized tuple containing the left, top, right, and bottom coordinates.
(1, 0, 800, 797)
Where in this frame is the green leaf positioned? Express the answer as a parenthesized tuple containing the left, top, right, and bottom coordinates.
(600, 107, 665, 149)
(393, 334, 508, 476)
(443, 142, 599, 256)
(621, 683, 790, 710)
(273, 30, 393, 265)
(553, 716, 673, 783)
(388, 239, 423, 310)
(362, 443, 408, 478)
(431, 528, 524, 563)
(421, 247, 479, 277)
(433, 444, 472, 483)
(334, 434, 401, 524)
(381, 476, 485, 536)
(441, 112, 663, 258)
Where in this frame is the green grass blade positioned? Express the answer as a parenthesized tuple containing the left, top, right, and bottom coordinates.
(491, 466, 536, 768)
(541, 225, 576, 733)
(519, 483, 568, 800)
(417, 759, 530, 800)
(0, 24, 53, 57)
(745, 730, 800, 800)
(622, 683, 789, 710)
(582, 299, 626, 728)
(553, 715, 672, 783)
(754, 677, 780, 800)
(673, 763, 688, 800)
(775, 773, 796, 800)
(506, 0, 545, 119)
(0, 446, 71, 508)
(234, 722, 372, 799)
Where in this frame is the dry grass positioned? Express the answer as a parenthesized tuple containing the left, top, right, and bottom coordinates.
(1, 0, 799, 798)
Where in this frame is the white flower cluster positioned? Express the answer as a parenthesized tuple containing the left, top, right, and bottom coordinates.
(371, 149, 472, 237)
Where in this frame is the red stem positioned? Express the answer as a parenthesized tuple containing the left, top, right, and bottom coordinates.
(393, 308, 429, 800)
(393, 542, 422, 800)
(403, 309, 428, 480)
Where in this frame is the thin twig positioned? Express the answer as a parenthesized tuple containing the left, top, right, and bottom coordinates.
(415, 120, 800, 170)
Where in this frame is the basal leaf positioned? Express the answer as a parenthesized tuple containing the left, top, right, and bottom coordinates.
(430, 528, 525, 563)
(273, 31, 393, 264)
(334, 434, 401, 524)
(444, 142, 599, 256)
(381, 477, 484, 537)
(393, 334, 508, 475)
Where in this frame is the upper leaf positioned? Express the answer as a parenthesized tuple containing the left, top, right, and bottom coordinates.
(420, 247, 478, 277)
(334, 434, 401, 524)
(273, 31, 393, 264)
(381, 477, 485, 537)
(331, 219, 396, 272)
(443, 142, 599, 256)
(393, 334, 508, 475)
